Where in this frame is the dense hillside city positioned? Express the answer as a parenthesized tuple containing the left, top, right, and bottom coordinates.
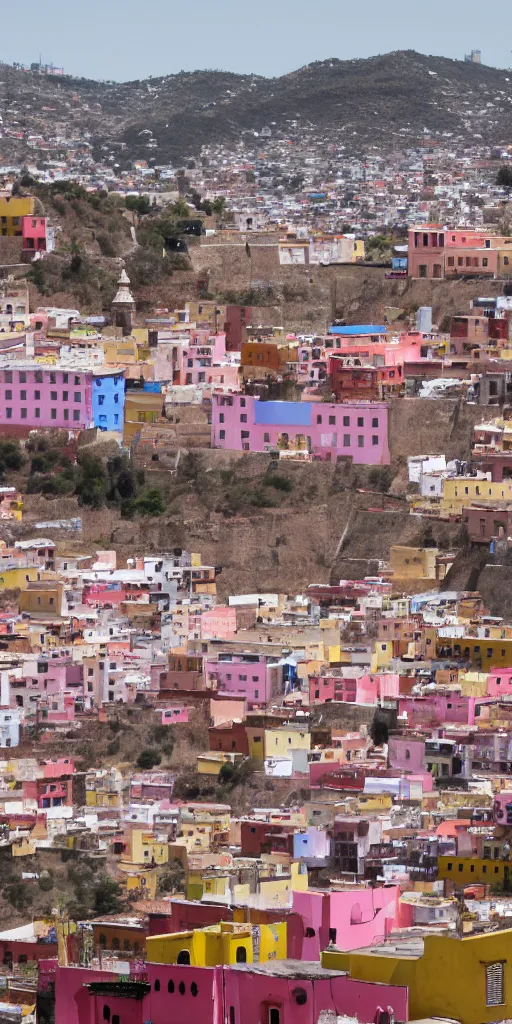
(2, 43, 512, 1024)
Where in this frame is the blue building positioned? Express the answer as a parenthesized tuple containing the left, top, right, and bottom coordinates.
(92, 371, 125, 432)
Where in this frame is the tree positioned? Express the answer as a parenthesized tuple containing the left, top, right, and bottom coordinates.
(93, 876, 125, 916)
(212, 196, 226, 216)
(126, 195, 151, 217)
(497, 165, 512, 189)
(0, 439, 24, 477)
(136, 748, 161, 770)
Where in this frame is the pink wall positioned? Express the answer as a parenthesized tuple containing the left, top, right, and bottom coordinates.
(388, 737, 425, 772)
(398, 694, 487, 726)
(146, 963, 222, 1024)
(487, 668, 512, 696)
(223, 964, 407, 1024)
(204, 657, 279, 703)
(292, 886, 400, 958)
(55, 966, 118, 1024)
(211, 393, 390, 465)
(160, 706, 189, 723)
(201, 606, 237, 640)
(0, 366, 93, 429)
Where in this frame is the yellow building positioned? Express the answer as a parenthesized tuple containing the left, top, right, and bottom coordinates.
(124, 390, 163, 443)
(121, 826, 169, 866)
(322, 928, 512, 1024)
(389, 545, 438, 580)
(435, 635, 512, 670)
(437, 854, 508, 886)
(0, 566, 39, 591)
(18, 580, 64, 616)
(441, 476, 512, 515)
(372, 639, 394, 670)
(263, 726, 311, 757)
(197, 751, 242, 775)
(147, 920, 286, 967)
(0, 196, 34, 236)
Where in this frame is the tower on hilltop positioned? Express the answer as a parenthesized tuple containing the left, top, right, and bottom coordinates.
(111, 267, 135, 336)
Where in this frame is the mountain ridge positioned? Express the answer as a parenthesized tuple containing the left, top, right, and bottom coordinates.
(1, 50, 511, 166)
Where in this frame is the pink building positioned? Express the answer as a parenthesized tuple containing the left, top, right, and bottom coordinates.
(293, 886, 400, 958)
(212, 394, 390, 464)
(486, 667, 512, 696)
(54, 960, 408, 1024)
(0, 364, 93, 429)
(388, 737, 425, 773)
(204, 655, 282, 704)
(200, 606, 237, 640)
(408, 226, 503, 280)
(22, 215, 47, 252)
(398, 694, 493, 727)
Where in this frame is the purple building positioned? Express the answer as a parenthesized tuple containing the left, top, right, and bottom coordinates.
(0, 363, 93, 429)
(211, 393, 390, 463)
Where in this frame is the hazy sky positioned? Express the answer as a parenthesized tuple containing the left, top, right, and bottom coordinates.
(5, 0, 512, 81)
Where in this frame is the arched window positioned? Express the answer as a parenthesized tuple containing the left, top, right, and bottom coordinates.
(305, 927, 316, 938)
(350, 903, 362, 925)
(112, 1017, 120, 1024)
(154, 980, 160, 992)
(99, 934, 107, 947)
(102, 1007, 110, 1022)
(111, 937, 120, 951)
(177, 950, 190, 965)
(405, 749, 411, 760)
(179, 981, 186, 995)
(235, 946, 247, 963)
(168, 980, 175, 993)
(191, 982, 198, 997)
(123, 940, 131, 951)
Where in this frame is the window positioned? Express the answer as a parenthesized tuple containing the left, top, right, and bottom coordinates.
(219, 413, 224, 423)
(168, 980, 175, 993)
(372, 417, 378, 427)
(21, 408, 27, 419)
(154, 979, 161, 991)
(191, 982, 198, 996)
(179, 982, 186, 995)
(372, 435, 378, 445)
(177, 950, 190, 965)
(35, 408, 40, 419)
(73, 410, 80, 421)
(486, 962, 504, 1006)
(64, 409, 69, 421)
(240, 414, 247, 422)
(20, 390, 26, 400)
(483, 258, 488, 267)
(343, 434, 351, 447)
(343, 415, 350, 426)
(219, 430, 225, 439)
(230, 1008, 236, 1024)
(74, 392, 81, 402)
(4, 390, 11, 400)
(5, 409, 11, 419)
(74, 375, 80, 385)
(316, 415, 322, 424)
(329, 415, 335, 425)
(358, 435, 364, 447)
(4, 372, 12, 383)
(50, 391, 57, 401)
(264, 432, 270, 443)
(357, 417, 364, 427)
(19, 372, 26, 383)
(269, 1010, 281, 1024)
(34, 390, 40, 399)
(51, 409, 56, 420)
(50, 373, 56, 384)
(112, 1017, 119, 1024)
(447, 862, 452, 870)
(447, 256, 455, 267)
(236, 946, 247, 963)
(62, 391, 68, 401)
(62, 373, 68, 383)
(102, 1006, 110, 1022)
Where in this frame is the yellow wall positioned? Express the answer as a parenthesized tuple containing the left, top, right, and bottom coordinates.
(323, 928, 512, 1024)
(124, 829, 169, 866)
(436, 636, 512, 670)
(437, 855, 507, 885)
(442, 476, 512, 514)
(264, 728, 311, 756)
(390, 545, 437, 580)
(0, 566, 39, 591)
(0, 196, 34, 235)
(147, 922, 286, 967)
(373, 640, 394, 669)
